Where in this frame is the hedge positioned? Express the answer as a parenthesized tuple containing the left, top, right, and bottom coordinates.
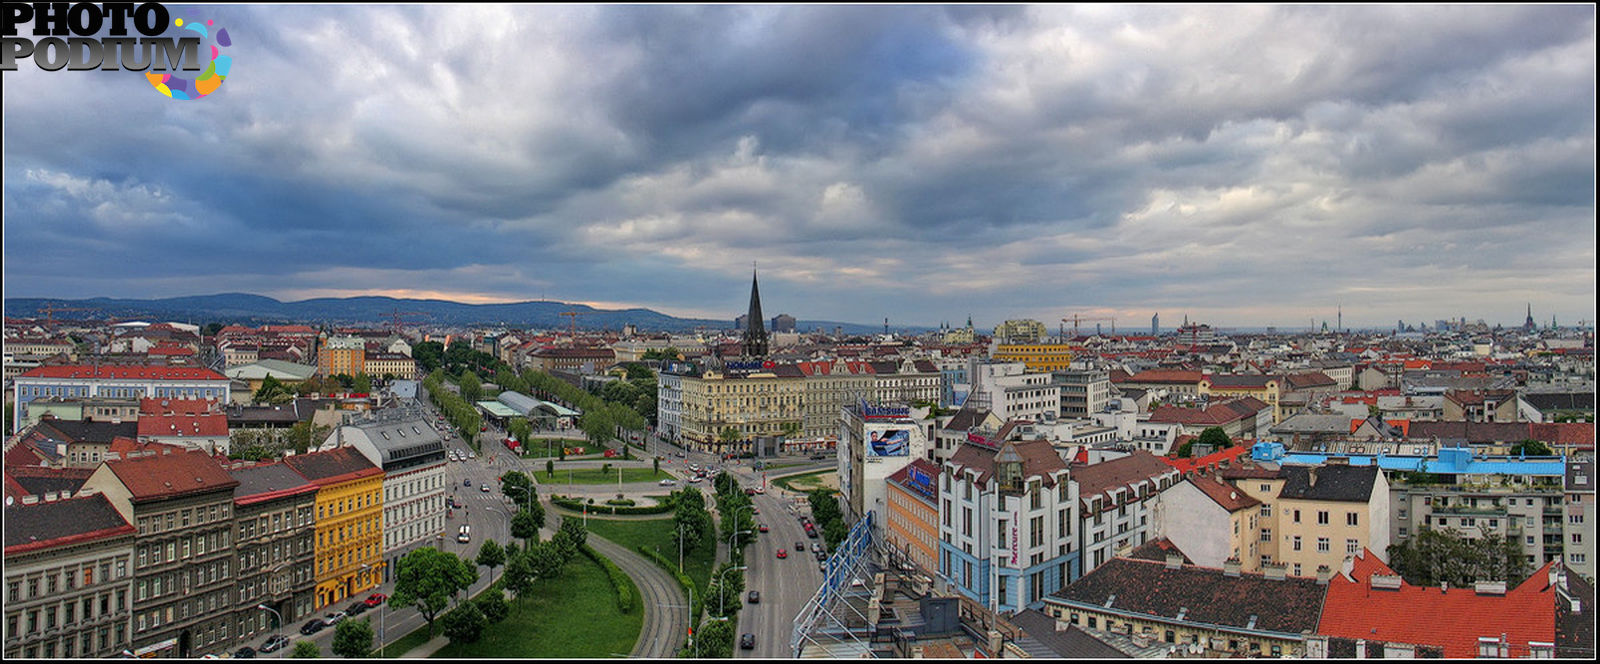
(579, 543, 636, 614)
(550, 495, 674, 515)
(637, 545, 701, 623)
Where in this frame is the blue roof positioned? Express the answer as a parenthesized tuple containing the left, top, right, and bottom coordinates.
(1253, 441, 1564, 476)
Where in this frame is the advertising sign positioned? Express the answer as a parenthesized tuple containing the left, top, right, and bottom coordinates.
(866, 426, 911, 457)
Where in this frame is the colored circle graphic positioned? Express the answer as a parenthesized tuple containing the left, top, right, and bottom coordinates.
(145, 14, 232, 100)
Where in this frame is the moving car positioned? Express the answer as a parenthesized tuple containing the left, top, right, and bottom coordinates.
(747, 590, 760, 604)
(457, 525, 471, 543)
(809, 454, 826, 460)
(796, 541, 807, 552)
(365, 593, 387, 607)
(465, 478, 474, 487)
(658, 479, 676, 486)
(776, 548, 787, 559)
(259, 635, 290, 653)
(480, 483, 491, 492)
(300, 619, 325, 635)
(758, 524, 769, 533)
(740, 633, 756, 650)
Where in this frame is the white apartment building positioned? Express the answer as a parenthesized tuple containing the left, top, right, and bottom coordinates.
(1072, 450, 1182, 574)
(333, 408, 447, 582)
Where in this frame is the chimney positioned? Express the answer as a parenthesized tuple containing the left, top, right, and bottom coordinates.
(43, 491, 60, 502)
(1308, 468, 1318, 486)
(1224, 558, 1242, 577)
(1440, 581, 1449, 594)
(1165, 552, 1183, 570)
(1316, 565, 1333, 585)
(1341, 555, 1356, 581)
(1264, 563, 1287, 581)
(1474, 581, 1507, 596)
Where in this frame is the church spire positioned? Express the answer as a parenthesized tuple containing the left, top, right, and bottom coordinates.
(742, 268, 769, 358)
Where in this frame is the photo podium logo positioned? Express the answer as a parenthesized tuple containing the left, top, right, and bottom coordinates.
(2, 2, 232, 100)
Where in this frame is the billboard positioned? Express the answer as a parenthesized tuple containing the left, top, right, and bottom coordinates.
(866, 427, 912, 457)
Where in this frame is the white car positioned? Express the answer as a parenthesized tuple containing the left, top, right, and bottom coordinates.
(659, 479, 676, 486)
(688, 476, 701, 483)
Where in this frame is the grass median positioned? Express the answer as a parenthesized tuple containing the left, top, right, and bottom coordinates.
(584, 517, 717, 608)
(542, 466, 671, 485)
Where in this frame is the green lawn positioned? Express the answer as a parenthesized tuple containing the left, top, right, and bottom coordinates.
(772, 469, 836, 493)
(519, 439, 598, 458)
(378, 623, 433, 658)
(433, 553, 642, 658)
(542, 467, 669, 486)
(584, 517, 717, 608)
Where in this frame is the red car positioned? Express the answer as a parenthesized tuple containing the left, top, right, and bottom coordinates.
(758, 524, 769, 533)
(365, 593, 387, 607)
(776, 548, 787, 559)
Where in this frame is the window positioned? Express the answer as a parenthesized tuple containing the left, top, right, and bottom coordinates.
(1346, 539, 1360, 554)
(1292, 536, 1302, 551)
(1260, 528, 1271, 542)
(1317, 537, 1330, 553)
(1317, 511, 1330, 525)
(1398, 508, 1408, 520)
(1293, 509, 1301, 523)
(1259, 504, 1271, 517)
(1346, 512, 1358, 527)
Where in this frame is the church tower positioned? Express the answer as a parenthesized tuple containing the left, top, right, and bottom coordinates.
(742, 269, 769, 358)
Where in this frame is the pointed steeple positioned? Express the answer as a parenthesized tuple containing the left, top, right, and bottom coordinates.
(742, 268, 769, 358)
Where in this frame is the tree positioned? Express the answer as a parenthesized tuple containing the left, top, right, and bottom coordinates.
(291, 641, 320, 658)
(653, 456, 661, 475)
(779, 421, 802, 441)
(253, 375, 295, 405)
(1510, 440, 1553, 456)
(1196, 426, 1231, 450)
(719, 427, 743, 445)
(474, 590, 509, 625)
(352, 372, 373, 394)
(459, 371, 483, 403)
(500, 471, 537, 507)
(581, 409, 615, 446)
(390, 547, 478, 637)
(476, 539, 506, 584)
(672, 488, 711, 552)
(546, 459, 555, 478)
(332, 618, 374, 658)
(822, 519, 849, 551)
(558, 516, 588, 549)
(511, 506, 544, 543)
(501, 550, 534, 606)
(526, 540, 566, 582)
(708, 562, 746, 618)
(1387, 527, 1530, 588)
(414, 340, 445, 374)
(695, 617, 736, 658)
(288, 419, 330, 455)
(442, 601, 487, 645)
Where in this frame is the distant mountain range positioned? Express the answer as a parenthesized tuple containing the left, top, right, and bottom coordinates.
(4, 294, 904, 335)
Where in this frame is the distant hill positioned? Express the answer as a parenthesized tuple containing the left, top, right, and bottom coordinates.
(4, 294, 901, 334)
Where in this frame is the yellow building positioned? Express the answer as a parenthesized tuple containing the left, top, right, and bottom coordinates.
(1243, 464, 1389, 579)
(318, 337, 366, 378)
(1223, 467, 1286, 569)
(284, 447, 386, 608)
(679, 366, 804, 451)
(992, 319, 1047, 343)
(991, 343, 1074, 373)
(1200, 375, 1283, 422)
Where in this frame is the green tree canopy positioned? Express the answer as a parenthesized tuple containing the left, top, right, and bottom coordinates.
(1510, 440, 1553, 456)
(353, 372, 373, 394)
(459, 371, 483, 403)
(1196, 426, 1232, 450)
(442, 601, 487, 645)
(500, 471, 537, 508)
(390, 548, 479, 637)
(332, 618, 374, 658)
(476, 539, 506, 583)
(474, 590, 509, 625)
(1386, 527, 1530, 588)
(291, 641, 320, 658)
(694, 616, 736, 658)
(511, 506, 545, 543)
(253, 375, 295, 405)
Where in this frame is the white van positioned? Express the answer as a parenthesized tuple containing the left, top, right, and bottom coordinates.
(457, 525, 471, 543)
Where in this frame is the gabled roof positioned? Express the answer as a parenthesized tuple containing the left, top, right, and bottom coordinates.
(1317, 551, 1554, 658)
(1073, 450, 1177, 500)
(229, 462, 319, 506)
(1277, 465, 1379, 503)
(4, 493, 135, 554)
(1048, 557, 1327, 635)
(1118, 369, 1203, 385)
(102, 448, 238, 502)
(948, 439, 1067, 489)
(282, 446, 382, 487)
(1186, 474, 1261, 512)
(31, 419, 139, 444)
(1204, 374, 1278, 389)
(3, 465, 95, 498)
(17, 365, 227, 381)
(1010, 609, 1130, 659)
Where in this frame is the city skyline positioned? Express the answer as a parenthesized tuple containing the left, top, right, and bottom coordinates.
(3, 5, 1595, 328)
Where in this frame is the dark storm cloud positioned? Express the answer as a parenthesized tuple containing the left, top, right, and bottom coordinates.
(3, 4, 1593, 327)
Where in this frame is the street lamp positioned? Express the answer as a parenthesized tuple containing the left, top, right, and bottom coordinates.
(358, 563, 384, 657)
(715, 565, 748, 616)
(255, 604, 283, 658)
(729, 504, 755, 562)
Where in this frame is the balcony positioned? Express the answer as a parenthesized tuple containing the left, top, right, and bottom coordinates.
(1432, 505, 1507, 517)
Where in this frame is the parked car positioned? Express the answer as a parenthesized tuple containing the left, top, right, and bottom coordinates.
(747, 590, 760, 604)
(814, 549, 827, 561)
(811, 542, 823, 553)
(259, 634, 290, 653)
(323, 612, 347, 626)
(234, 646, 257, 659)
(345, 602, 368, 617)
(299, 619, 325, 636)
(740, 633, 756, 650)
(809, 454, 826, 460)
(806, 528, 818, 539)
(468, 451, 475, 459)
(365, 593, 387, 607)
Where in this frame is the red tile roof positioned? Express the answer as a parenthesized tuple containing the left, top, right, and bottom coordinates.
(1072, 450, 1177, 502)
(137, 412, 230, 438)
(1185, 474, 1260, 512)
(139, 398, 220, 416)
(102, 448, 239, 501)
(1317, 551, 1555, 658)
(1162, 445, 1249, 475)
(18, 365, 227, 381)
(1118, 369, 1203, 385)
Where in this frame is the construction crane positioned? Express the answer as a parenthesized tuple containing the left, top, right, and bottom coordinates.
(1061, 313, 1116, 337)
(560, 311, 584, 339)
(36, 302, 94, 328)
(385, 308, 429, 335)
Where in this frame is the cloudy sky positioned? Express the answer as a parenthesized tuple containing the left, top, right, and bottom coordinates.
(3, 4, 1594, 330)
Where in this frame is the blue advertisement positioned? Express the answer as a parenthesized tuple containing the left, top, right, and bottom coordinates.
(867, 428, 911, 457)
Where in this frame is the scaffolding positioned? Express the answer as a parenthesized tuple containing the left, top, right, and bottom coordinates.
(790, 511, 881, 657)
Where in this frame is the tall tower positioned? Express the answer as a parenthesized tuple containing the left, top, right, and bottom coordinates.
(1337, 305, 1342, 333)
(1524, 303, 1537, 332)
(741, 269, 769, 358)
(1151, 313, 1158, 336)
